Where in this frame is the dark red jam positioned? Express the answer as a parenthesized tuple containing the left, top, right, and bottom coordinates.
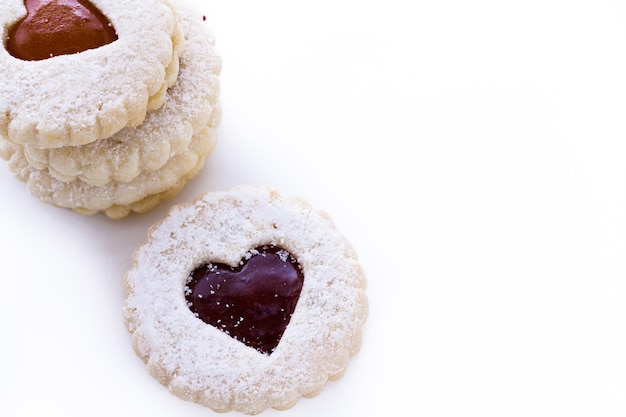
(185, 246, 304, 355)
(6, 0, 118, 61)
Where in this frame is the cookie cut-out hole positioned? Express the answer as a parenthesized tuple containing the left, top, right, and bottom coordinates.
(6, 0, 118, 61)
(185, 246, 304, 355)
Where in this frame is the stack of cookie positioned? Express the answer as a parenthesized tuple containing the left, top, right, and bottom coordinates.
(0, 0, 221, 219)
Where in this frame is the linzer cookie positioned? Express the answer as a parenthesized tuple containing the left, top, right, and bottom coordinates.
(17, 11, 220, 186)
(123, 186, 368, 414)
(0, 2, 221, 218)
(0, 0, 183, 148)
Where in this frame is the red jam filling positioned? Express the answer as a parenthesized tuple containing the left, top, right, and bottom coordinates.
(6, 0, 118, 61)
(185, 246, 304, 355)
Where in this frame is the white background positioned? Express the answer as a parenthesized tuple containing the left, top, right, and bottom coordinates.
(3, 0, 626, 415)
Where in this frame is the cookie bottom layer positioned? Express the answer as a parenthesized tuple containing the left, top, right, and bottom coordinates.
(1, 125, 215, 219)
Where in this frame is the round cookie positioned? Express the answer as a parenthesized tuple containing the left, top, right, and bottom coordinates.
(1, 123, 216, 219)
(122, 186, 368, 414)
(17, 8, 221, 186)
(0, 0, 184, 148)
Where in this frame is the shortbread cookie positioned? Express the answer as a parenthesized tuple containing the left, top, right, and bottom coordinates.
(1, 124, 216, 218)
(18, 8, 221, 186)
(123, 186, 368, 414)
(0, 0, 183, 148)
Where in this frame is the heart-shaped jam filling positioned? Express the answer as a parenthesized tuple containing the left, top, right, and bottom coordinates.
(185, 246, 304, 355)
(6, 0, 118, 61)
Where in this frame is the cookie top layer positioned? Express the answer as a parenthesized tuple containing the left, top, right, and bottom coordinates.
(0, 0, 182, 148)
(123, 186, 368, 414)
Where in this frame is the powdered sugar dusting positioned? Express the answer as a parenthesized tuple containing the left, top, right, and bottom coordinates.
(123, 186, 368, 414)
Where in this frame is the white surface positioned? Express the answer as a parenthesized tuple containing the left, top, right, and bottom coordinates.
(2, 0, 626, 415)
